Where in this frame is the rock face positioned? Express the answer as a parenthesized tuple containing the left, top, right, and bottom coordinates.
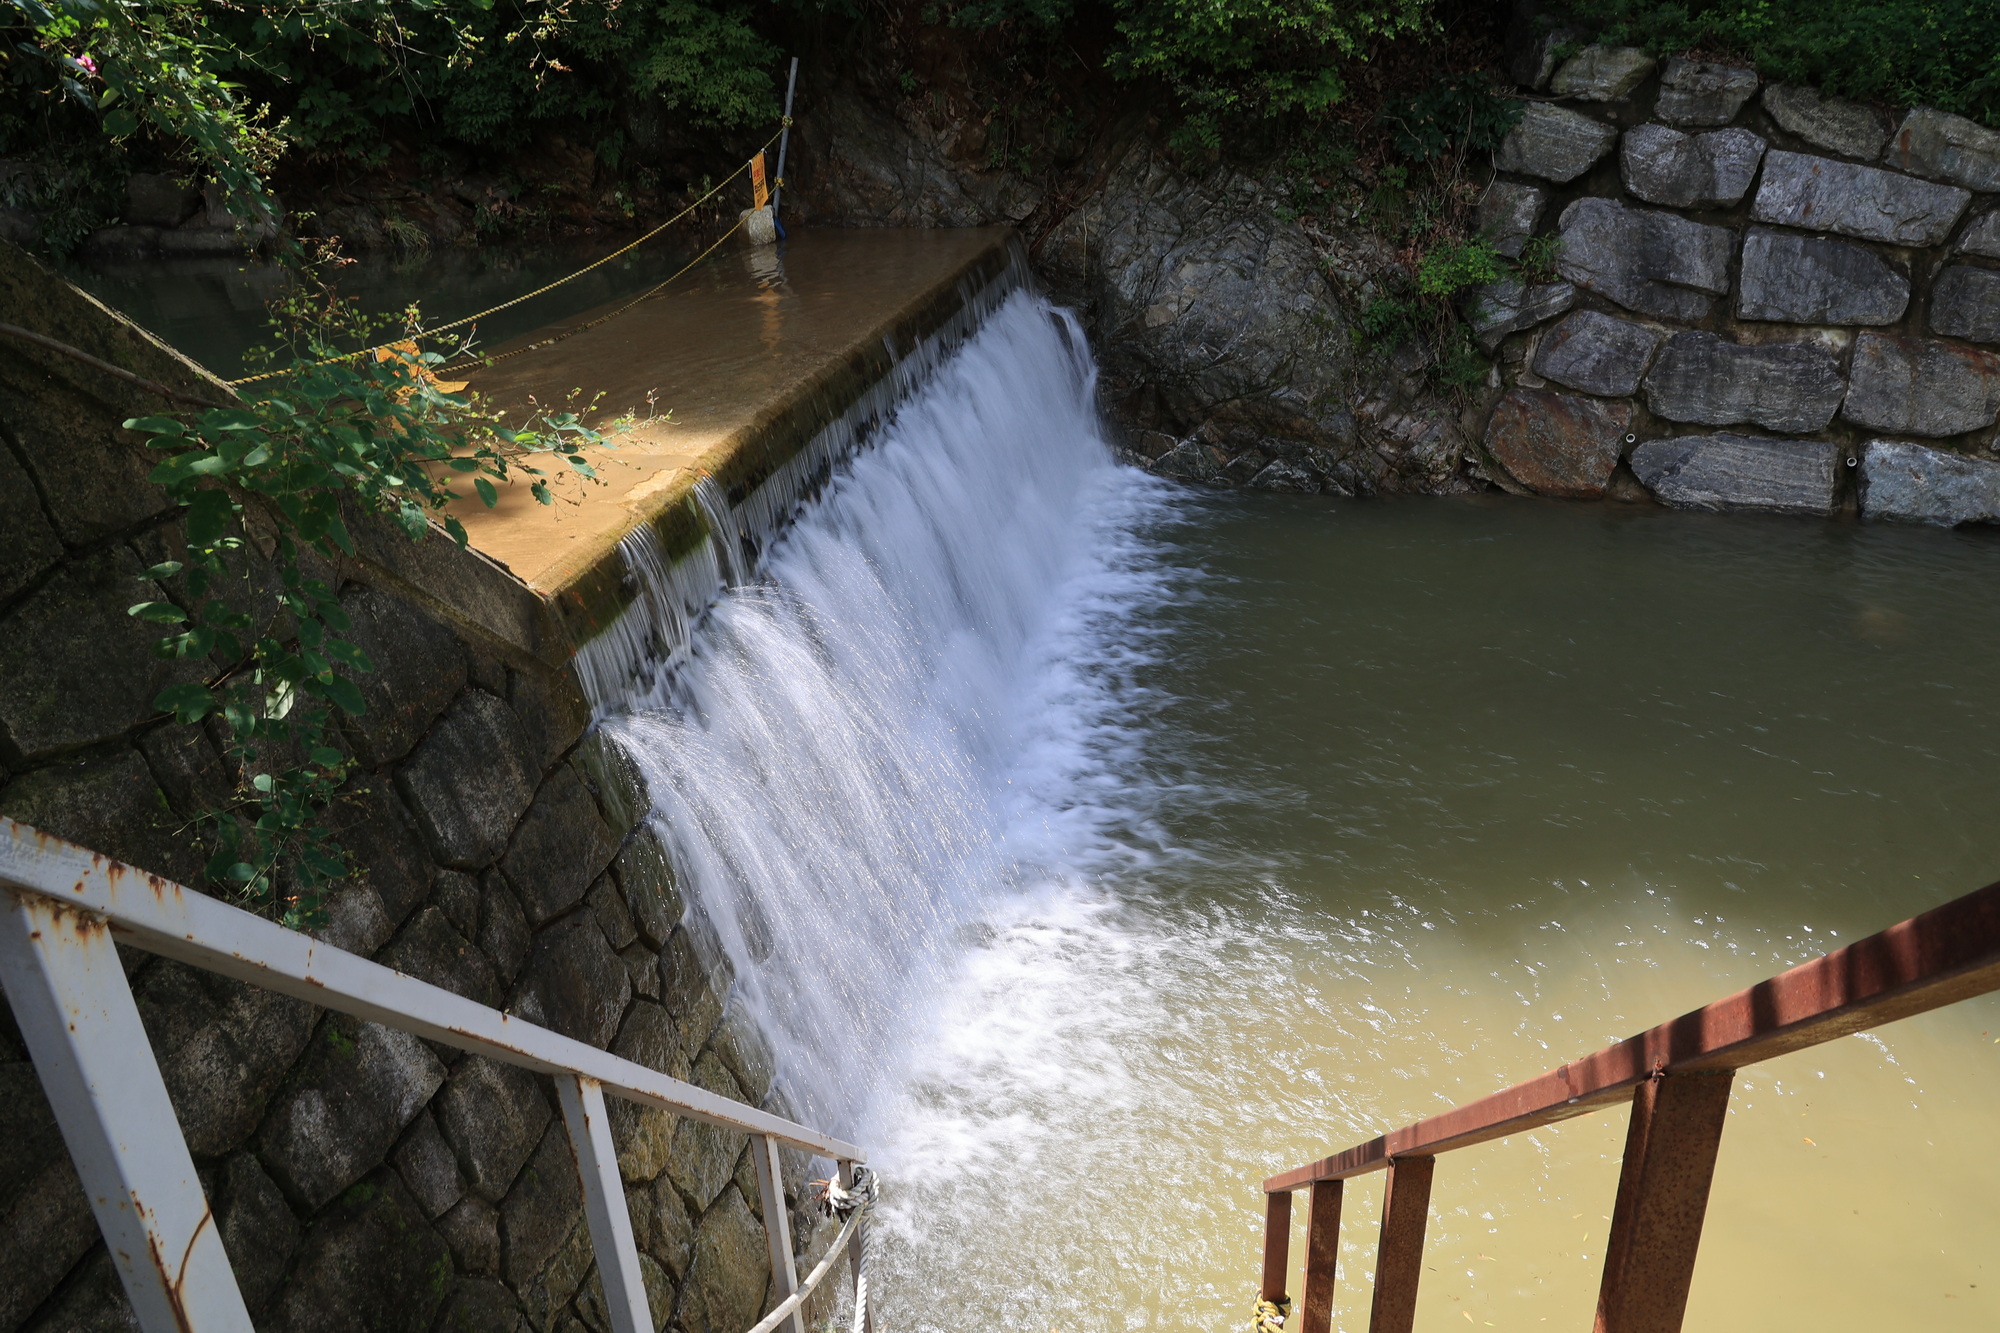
(1843, 332, 2000, 436)
(1929, 265, 2000, 343)
(1465, 278, 1577, 348)
(1643, 332, 1846, 433)
(1620, 125, 1766, 207)
(1531, 311, 1665, 396)
(122, 173, 199, 227)
(1479, 181, 1547, 258)
(1883, 108, 2000, 193)
(1860, 439, 2000, 524)
(1556, 197, 1733, 320)
(1654, 59, 1759, 127)
(1958, 211, 2000, 259)
(1482, 388, 1633, 497)
(1630, 434, 1842, 514)
(1549, 46, 1656, 102)
(1751, 150, 1970, 246)
(1495, 103, 1621, 183)
(1762, 85, 1890, 160)
(1735, 228, 1910, 325)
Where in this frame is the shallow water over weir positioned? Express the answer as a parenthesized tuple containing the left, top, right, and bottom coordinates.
(604, 293, 2000, 1332)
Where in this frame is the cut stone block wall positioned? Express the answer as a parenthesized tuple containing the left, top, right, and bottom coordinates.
(0, 241, 821, 1333)
(1478, 43, 2000, 524)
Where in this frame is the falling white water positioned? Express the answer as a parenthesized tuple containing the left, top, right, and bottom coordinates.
(604, 289, 1180, 1144)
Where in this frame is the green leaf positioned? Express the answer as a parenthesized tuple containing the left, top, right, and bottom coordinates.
(474, 477, 498, 507)
(102, 107, 139, 137)
(153, 681, 216, 723)
(128, 600, 188, 624)
(326, 638, 375, 672)
(142, 561, 185, 579)
(186, 489, 236, 544)
(124, 415, 187, 437)
(322, 674, 367, 716)
(310, 746, 345, 768)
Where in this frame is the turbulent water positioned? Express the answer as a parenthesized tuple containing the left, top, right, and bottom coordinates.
(604, 289, 2000, 1333)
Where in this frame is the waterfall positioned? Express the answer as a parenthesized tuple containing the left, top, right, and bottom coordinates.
(593, 287, 1175, 1144)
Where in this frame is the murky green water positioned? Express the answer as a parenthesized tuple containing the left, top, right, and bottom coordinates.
(887, 491, 2000, 1333)
(65, 235, 702, 381)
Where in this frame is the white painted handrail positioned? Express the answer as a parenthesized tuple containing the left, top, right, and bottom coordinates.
(0, 817, 870, 1333)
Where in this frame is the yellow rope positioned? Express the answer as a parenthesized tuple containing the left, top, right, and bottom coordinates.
(227, 121, 789, 388)
(1251, 1296, 1291, 1333)
(436, 206, 752, 377)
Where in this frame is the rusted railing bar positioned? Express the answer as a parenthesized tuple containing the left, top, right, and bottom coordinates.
(1259, 1189, 1292, 1305)
(1264, 1073, 1633, 1191)
(0, 817, 864, 1161)
(1267, 880, 2000, 1192)
(1593, 1073, 1734, 1333)
(1366, 1156, 1434, 1333)
(1298, 1179, 1343, 1333)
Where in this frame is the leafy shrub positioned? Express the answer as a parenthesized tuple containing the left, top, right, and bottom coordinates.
(123, 272, 631, 922)
(1377, 75, 1522, 162)
(1415, 236, 1501, 295)
(1564, 0, 2000, 127)
(1516, 232, 1563, 284)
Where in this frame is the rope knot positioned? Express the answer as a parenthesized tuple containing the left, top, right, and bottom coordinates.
(811, 1165, 879, 1220)
(1251, 1296, 1291, 1333)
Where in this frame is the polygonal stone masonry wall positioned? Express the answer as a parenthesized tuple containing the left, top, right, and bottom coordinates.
(0, 241, 820, 1333)
(1477, 43, 2000, 525)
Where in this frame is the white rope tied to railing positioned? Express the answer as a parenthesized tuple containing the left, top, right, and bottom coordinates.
(741, 1184, 869, 1333)
(816, 1166, 879, 1333)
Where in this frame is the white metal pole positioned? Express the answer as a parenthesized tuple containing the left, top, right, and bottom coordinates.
(751, 1133, 805, 1333)
(0, 887, 254, 1333)
(558, 1074, 654, 1333)
(772, 57, 801, 221)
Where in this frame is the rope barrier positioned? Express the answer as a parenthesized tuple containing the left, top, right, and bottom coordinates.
(815, 1166, 879, 1333)
(435, 202, 751, 377)
(226, 119, 791, 389)
(1250, 1295, 1291, 1333)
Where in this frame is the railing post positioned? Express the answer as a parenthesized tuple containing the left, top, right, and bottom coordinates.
(752, 1133, 804, 1333)
(1299, 1179, 1344, 1333)
(1260, 1188, 1294, 1307)
(839, 1160, 874, 1333)
(1367, 1156, 1435, 1333)
(557, 1074, 654, 1333)
(1593, 1072, 1734, 1333)
(0, 887, 255, 1333)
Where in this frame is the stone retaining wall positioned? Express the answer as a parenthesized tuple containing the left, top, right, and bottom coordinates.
(0, 241, 823, 1333)
(1475, 45, 2000, 524)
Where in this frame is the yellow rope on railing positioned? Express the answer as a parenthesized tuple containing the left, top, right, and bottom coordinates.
(1250, 1295, 1291, 1333)
(227, 120, 790, 389)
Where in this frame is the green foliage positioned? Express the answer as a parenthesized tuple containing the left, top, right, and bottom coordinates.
(123, 269, 628, 923)
(1415, 235, 1501, 295)
(1378, 75, 1522, 163)
(1517, 232, 1562, 284)
(4, 0, 287, 233)
(1564, 0, 2000, 127)
(1113, 0, 1434, 121)
(1356, 295, 1419, 348)
(2, 0, 781, 181)
(938, 0, 1438, 127)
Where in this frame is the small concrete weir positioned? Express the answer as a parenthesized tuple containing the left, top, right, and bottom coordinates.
(444, 226, 1024, 700)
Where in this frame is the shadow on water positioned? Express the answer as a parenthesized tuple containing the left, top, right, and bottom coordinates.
(64, 234, 706, 380)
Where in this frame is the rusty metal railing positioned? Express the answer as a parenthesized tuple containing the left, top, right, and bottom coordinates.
(0, 817, 874, 1333)
(1257, 879, 2000, 1333)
